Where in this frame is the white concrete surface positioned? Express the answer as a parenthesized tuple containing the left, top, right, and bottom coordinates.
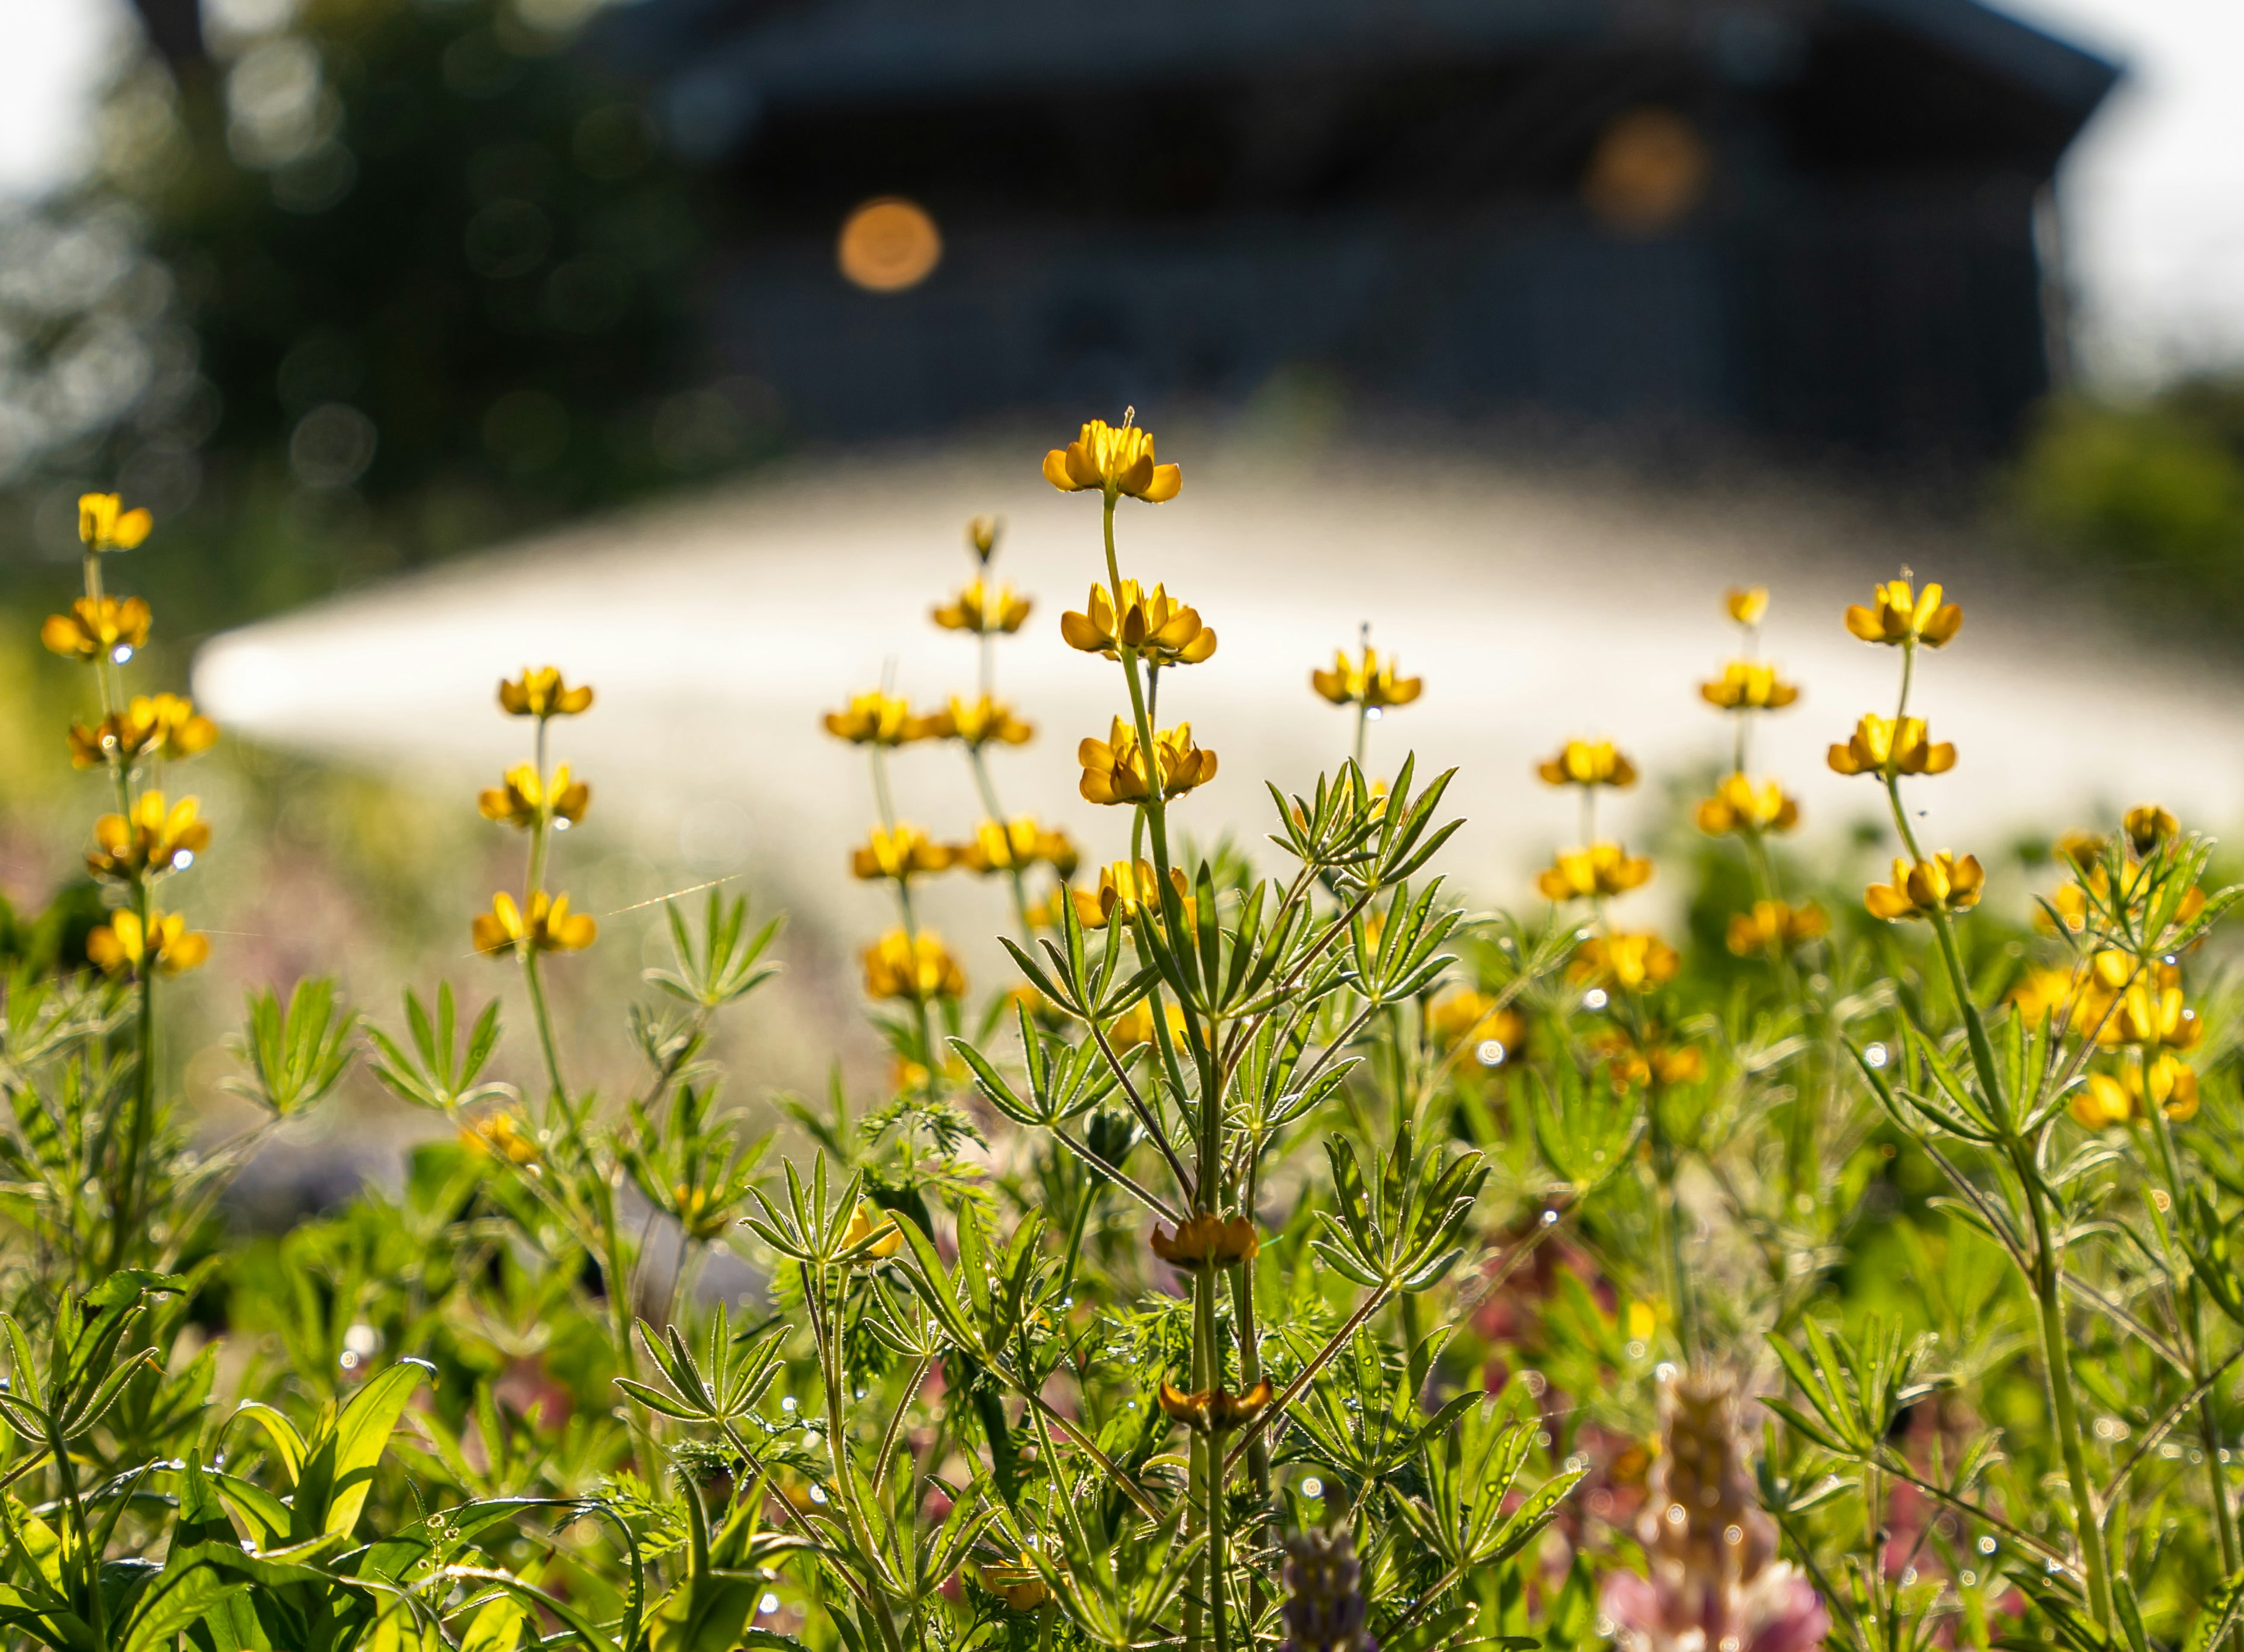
(189, 435, 2244, 951)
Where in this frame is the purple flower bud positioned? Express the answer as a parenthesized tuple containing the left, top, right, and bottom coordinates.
(1277, 1528, 1379, 1652)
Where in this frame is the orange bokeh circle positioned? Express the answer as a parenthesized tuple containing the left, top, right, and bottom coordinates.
(837, 198, 943, 292)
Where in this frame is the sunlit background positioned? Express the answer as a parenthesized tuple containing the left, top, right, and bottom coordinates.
(1, 0, 2242, 1158)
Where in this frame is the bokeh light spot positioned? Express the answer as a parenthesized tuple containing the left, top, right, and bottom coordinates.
(837, 197, 942, 293)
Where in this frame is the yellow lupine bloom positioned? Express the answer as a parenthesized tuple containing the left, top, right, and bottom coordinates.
(473, 891, 597, 957)
(861, 929, 966, 1002)
(2009, 965, 2095, 1030)
(88, 908, 207, 977)
(78, 492, 154, 551)
(1568, 933, 1679, 992)
(1725, 585, 1769, 626)
(932, 579, 1032, 635)
(462, 1111, 541, 1165)
(1827, 714, 1955, 777)
(822, 690, 946, 746)
(42, 596, 151, 664)
(1698, 660, 1798, 710)
(1594, 1028, 1704, 1092)
(68, 693, 218, 769)
(1095, 858, 1192, 927)
(921, 694, 1035, 749)
(850, 823, 955, 881)
(1537, 842, 1653, 901)
(1157, 1378, 1273, 1434)
(497, 666, 594, 718)
(1695, 773, 1799, 835)
(966, 514, 1002, 563)
(1864, 853, 1983, 922)
(976, 1562, 1048, 1612)
(2097, 982, 2202, 1051)
(478, 763, 590, 831)
(2055, 830, 2108, 872)
(2124, 803, 2178, 856)
(1311, 646, 1425, 710)
(839, 1201, 905, 1260)
(1425, 989, 1526, 1058)
(954, 817, 1077, 878)
(1537, 739, 1637, 788)
(1060, 580, 1217, 666)
(1106, 993, 1189, 1050)
(1078, 717, 1218, 805)
(87, 792, 210, 881)
(2072, 1053, 2198, 1128)
(1042, 414, 1182, 503)
(1726, 900, 1829, 957)
(1150, 1211, 1260, 1271)
(1844, 578, 1962, 647)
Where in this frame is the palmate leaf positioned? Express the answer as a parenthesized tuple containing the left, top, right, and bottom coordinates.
(367, 983, 510, 1113)
(224, 977, 358, 1117)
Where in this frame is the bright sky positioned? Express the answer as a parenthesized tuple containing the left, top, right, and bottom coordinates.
(1, 0, 2240, 384)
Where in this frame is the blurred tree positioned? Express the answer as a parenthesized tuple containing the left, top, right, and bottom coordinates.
(0, 0, 766, 632)
(2010, 376, 2244, 622)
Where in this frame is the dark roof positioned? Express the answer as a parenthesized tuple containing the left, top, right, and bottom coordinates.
(596, 0, 2118, 160)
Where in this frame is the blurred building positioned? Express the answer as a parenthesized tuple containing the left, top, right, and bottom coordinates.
(601, 0, 2115, 460)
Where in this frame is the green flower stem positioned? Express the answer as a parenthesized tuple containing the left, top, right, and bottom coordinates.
(2143, 1100, 2240, 1595)
(1881, 644, 2109, 1632)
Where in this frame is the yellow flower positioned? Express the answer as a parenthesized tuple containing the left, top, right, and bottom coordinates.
(954, 817, 1076, 878)
(1426, 989, 1526, 1058)
(1157, 1378, 1273, 1434)
(850, 823, 956, 881)
(1106, 994, 1189, 1050)
(2009, 966, 2094, 1029)
(1844, 578, 1962, 647)
(478, 763, 590, 832)
(1311, 646, 1425, 710)
(2072, 1054, 2199, 1128)
(2125, 803, 2178, 857)
(1594, 1029, 1704, 1091)
(42, 596, 152, 664)
(920, 694, 1035, 749)
(2099, 981, 2202, 1051)
(1726, 900, 1829, 957)
(975, 1562, 1048, 1612)
(932, 579, 1033, 635)
(2055, 830, 2108, 873)
(1569, 933, 1679, 992)
(1864, 853, 1984, 922)
(1827, 714, 1955, 778)
(1725, 586, 1769, 626)
(78, 492, 154, 552)
(1042, 413, 1182, 503)
(1078, 717, 1218, 805)
(1149, 1211, 1260, 1270)
(88, 908, 208, 977)
(822, 690, 945, 746)
(1059, 580, 1217, 667)
(497, 666, 594, 718)
(462, 1111, 541, 1166)
(1698, 660, 1799, 711)
(473, 891, 597, 958)
(87, 792, 210, 881)
(1536, 841, 1653, 901)
(1537, 739, 1637, 788)
(966, 514, 1003, 563)
(839, 1201, 905, 1260)
(67, 694, 218, 769)
(1090, 858, 1193, 927)
(1695, 773, 1799, 835)
(861, 929, 966, 1002)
